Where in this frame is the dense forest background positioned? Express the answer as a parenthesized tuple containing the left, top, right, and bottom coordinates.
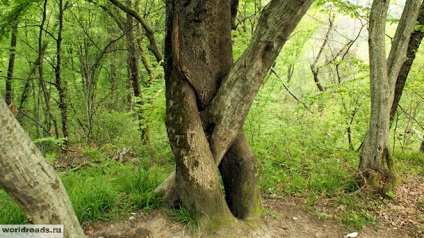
(0, 0, 423, 236)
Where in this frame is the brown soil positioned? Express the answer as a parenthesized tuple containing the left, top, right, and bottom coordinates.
(85, 176, 424, 238)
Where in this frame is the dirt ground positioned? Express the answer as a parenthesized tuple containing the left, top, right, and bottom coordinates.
(85, 176, 424, 238)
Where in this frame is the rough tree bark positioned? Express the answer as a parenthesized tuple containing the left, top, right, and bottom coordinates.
(360, 0, 422, 195)
(0, 93, 84, 238)
(161, 0, 313, 232)
(390, 2, 424, 123)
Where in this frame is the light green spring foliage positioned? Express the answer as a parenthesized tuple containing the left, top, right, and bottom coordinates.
(0, 0, 42, 40)
(0, 0, 423, 231)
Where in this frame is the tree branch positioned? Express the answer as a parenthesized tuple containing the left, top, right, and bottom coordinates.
(108, 0, 163, 62)
(387, 0, 423, 86)
(270, 67, 311, 111)
(203, 0, 314, 164)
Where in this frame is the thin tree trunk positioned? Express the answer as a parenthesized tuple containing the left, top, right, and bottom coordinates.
(6, 22, 18, 107)
(38, 0, 59, 138)
(309, 15, 333, 92)
(126, 0, 148, 143)
(17, 43, 48, 120)
(0, 94, 84, 238)
(55, 0, 70, 148)
(109, 0, 163, 62)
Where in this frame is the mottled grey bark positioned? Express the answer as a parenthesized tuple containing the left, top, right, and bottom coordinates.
(0, 93, 84, 238)
(390, 2, 424, 123)
(360, 0, 422, 194)
(162, 0, 313, 232)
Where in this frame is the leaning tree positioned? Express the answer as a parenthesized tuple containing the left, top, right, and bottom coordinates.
(0, 93, 84, 238)
(156, 0, 313, 232)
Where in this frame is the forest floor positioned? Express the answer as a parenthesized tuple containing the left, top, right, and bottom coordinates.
(84, 176, 424, 238)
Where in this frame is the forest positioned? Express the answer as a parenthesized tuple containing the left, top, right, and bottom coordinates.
(0, 0, 423, 237)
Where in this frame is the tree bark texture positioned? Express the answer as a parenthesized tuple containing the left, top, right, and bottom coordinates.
(202, 0, 313, 164)
(163, 0, 313, 231)
(390, 2, 424, 122)
(0, 94, 85, 238)
(165, 0, 237, 229)
(360, 0, 422, 194)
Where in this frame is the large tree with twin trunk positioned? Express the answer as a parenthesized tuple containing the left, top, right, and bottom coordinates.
(360, 0, 422, 194)
(159, 0, 313, 232)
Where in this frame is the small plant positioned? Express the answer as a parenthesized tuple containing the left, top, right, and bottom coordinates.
(169, 206, 203, 232)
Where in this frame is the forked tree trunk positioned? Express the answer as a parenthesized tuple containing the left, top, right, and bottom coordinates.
(360, 0, 422, 195)
(0, 94, 84, 238)
(164, 0, 238, 230)
(162, 0, 313, 232)
(390, 2, 424, 123)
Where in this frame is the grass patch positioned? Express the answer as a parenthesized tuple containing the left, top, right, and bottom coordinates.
(0, 152, 168, 225)
(169, 206, 203, 232)
(0, 190, 27, 224)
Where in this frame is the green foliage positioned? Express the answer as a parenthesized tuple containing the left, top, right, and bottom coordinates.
(0, 0, 42, 40)
(0, 0, 423, 234)
(0, 190, 27, 224)
(59, 157, 168, 224)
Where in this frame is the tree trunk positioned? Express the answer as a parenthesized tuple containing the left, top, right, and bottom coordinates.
(38, 0, 59, 139)
(125, 0, 148, 143)
(162, 0, 313, 232)
(6, 22, 18, 107)
(360, 0, 422, 195)
(219, 131, 263, 221)
(390, 2, 424, 123)
(0, 94, 84, 238)
(55, 0, 70, 149)
(164, 0, 238, 230)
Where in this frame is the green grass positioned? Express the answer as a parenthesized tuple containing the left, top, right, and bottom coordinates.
(169, 206, 203, 232)
(0, 129, 421, 233)
(0, 191, 27, 224)
(0, 155, 168, 225)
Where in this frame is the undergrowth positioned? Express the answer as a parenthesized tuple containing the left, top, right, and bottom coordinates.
(168, 206, 203, 232)
(0, 151, 168, 225)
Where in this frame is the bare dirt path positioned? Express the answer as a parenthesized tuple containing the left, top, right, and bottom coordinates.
(84, 198, 402, 238)
(85, 176, 423, 238)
